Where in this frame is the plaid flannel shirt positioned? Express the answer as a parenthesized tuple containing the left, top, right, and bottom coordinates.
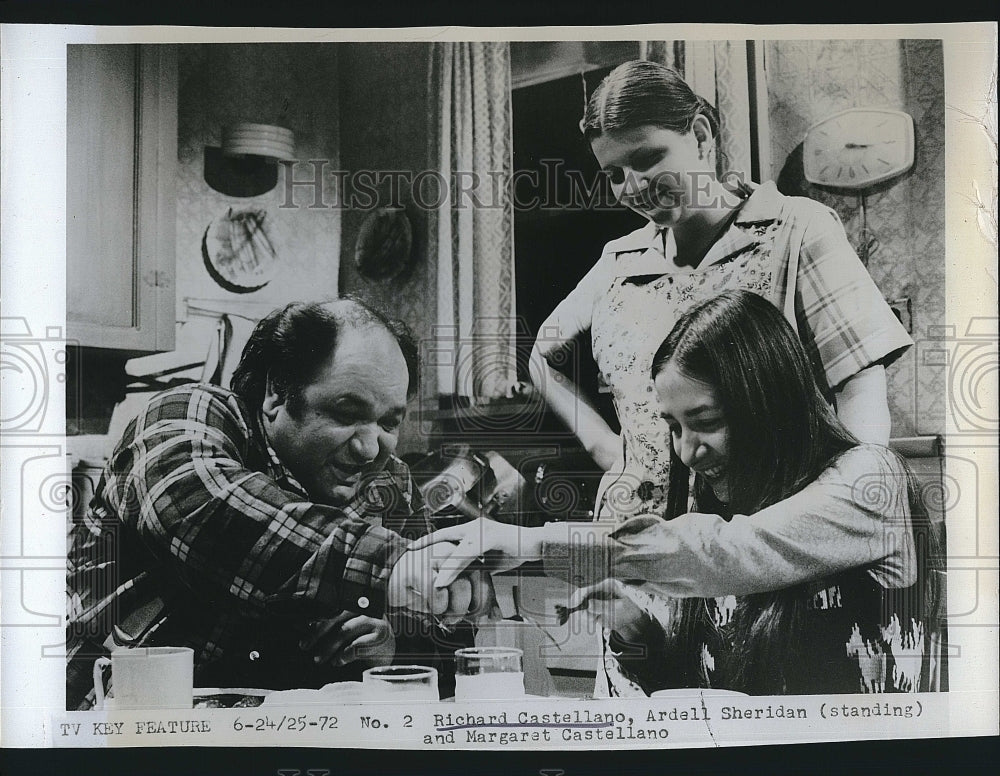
(67, 383, 428, 708)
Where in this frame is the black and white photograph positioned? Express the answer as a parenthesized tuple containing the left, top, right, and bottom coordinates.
(0, 22, 997, 754)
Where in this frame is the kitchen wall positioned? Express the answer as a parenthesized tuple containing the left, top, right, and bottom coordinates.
(70, 44, 345, 442)
(337, 42, 438, 456)
(176, 43, 342, 317)
(179, 40, 441, 457)
(764, 39, 946, 437)
(76, 40, 946, 448)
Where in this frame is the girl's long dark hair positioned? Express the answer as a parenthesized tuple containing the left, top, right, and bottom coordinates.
(651, 290, 861, 693)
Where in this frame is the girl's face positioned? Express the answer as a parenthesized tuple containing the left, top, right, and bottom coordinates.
(589, 121, 714, 229)
(654, 360, 730, 502)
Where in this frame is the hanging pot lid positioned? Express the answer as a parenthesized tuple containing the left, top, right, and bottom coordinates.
(202, 207, 279, 293)
(354, 207, 413, 281)
(221, 122, 296, 162)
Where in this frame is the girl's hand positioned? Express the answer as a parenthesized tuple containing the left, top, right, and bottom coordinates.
(301, 611, 395, 668)
(407, 518, 544, 587)
(387, 542, 493, 620)
(567, 579, 648, 644)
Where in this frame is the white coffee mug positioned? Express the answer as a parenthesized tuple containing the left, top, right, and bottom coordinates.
(93, 646, 194, 710)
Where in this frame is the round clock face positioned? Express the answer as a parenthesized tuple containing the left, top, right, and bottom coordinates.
(803, 109, 915, 190)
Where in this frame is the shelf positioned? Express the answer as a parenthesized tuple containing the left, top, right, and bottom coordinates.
(888, 435, 943, 458)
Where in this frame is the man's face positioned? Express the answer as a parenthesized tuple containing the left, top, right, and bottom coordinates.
(263, 324, 409, 504)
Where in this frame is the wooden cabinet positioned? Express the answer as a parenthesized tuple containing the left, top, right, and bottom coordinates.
(67, 44, 177, 353)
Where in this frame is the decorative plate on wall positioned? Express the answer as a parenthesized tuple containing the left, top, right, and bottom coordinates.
(354, 207, 413, 281)
(202, 207, 278, 293)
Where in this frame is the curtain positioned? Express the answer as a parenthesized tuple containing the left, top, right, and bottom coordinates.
(427, 42, 517, 402)
(638, 40, 684, 73)
(643, 40, 756, 183)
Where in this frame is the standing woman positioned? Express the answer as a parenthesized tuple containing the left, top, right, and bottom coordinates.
(528, 60, 913, 695)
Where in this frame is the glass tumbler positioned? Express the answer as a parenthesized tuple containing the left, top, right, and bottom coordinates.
(362, 665, 439, 701)
(453, 647, 525, 701)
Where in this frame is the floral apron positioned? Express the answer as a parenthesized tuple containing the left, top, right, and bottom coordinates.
(589, 216, 796, 697)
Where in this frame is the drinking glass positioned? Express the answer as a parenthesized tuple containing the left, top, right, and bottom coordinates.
(362, 665, 439, 701)
(454, 646, 525, 701)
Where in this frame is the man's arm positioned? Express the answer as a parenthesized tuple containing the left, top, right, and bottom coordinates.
(109, 387, 451, 620)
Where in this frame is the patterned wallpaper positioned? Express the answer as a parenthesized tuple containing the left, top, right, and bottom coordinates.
(176, 44, 342, 319)
(173, 41, 946, 445)
(337, 43, 438, 455)
(764, 39, 946, 437)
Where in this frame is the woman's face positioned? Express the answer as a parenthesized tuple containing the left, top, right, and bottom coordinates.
(654, 360, 730, 501)
(589, 121, 715, 228)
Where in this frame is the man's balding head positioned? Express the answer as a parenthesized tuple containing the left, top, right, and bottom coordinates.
(230, 297, 419, 417)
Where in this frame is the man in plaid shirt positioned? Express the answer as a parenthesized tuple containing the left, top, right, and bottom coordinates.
(67, 299, 486, 709)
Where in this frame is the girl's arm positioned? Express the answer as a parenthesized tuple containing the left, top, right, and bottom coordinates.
(415, 446, 914, 596)
(792, 202, 911, 442)
(834, 364, 891, 444)
(538, 445, 914, 597)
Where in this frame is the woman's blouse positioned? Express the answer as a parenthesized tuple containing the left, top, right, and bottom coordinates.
(538, 181, 913, 521)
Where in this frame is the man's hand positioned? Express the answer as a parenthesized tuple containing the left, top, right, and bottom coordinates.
(567, 578, 648, 643)
(301, 611, 394, 667)
(387, 541, 493, 621)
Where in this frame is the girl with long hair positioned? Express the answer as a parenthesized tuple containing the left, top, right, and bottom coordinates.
(418, 291, 937, 695)
(524, 58, 913, 695)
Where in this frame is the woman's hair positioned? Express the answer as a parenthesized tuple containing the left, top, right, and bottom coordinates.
(650, 289, 862, 693)
(581, 59, 721, 143)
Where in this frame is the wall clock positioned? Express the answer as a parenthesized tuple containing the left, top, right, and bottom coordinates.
(803, 108, 915, 190)
(802, 108, 916, 265)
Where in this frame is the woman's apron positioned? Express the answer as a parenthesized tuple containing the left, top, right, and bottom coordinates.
(588, 211, 804, 696)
